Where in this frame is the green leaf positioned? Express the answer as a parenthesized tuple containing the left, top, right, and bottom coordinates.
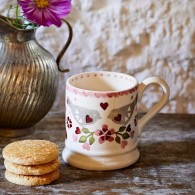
(122, 133, 130, 139)
(119, 126, 126, 132)
(79, 136, 87, 143)
(82, 128, 90, 134)
(89, 137, 95, 145)
(115, 136, 121, 144)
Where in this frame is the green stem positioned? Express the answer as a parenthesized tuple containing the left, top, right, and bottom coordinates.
(15, 2, 19, 25)
(116, 132, 123, 136)
(87, 132, 94, 138)
(7, 5, 12, 18)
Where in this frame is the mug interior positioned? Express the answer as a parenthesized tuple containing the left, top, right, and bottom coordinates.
(67, 71, 138, 92)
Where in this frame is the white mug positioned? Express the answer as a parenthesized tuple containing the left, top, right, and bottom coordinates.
(62, 71, 170, 170)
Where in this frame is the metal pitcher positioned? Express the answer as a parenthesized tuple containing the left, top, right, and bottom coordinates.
(0, 15, 73, 137)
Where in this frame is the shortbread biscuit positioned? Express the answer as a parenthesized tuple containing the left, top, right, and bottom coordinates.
(2, 140, 59, 165)
(5, 169, 60, 186)
(4, 159, 60, 176)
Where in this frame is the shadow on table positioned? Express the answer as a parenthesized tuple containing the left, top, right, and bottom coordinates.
(54, 139, 195, 184)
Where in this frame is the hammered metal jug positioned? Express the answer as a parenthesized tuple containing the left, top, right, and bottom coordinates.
(0, 15, 73, 137)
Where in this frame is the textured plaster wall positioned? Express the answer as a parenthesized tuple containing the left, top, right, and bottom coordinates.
(1, 0, 195, 113)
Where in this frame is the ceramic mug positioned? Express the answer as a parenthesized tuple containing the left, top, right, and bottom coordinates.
(62, 71, 170, 170)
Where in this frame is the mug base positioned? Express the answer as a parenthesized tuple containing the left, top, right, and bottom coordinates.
(62, 147, 140, 171)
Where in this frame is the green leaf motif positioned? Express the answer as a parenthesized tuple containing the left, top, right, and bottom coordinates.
(82, 128, 90, 134)
(119, 126, 126, 132)
(79, 136, 87, 143)
(115, 136, 121, 144)
(89, 137, 95, 145)
(122, 132, 130, 139)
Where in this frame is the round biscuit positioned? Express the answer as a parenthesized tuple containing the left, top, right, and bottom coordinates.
(4, 159, 60, 175)
(5, 169, 60, 186)
(2, 140, 59, 165)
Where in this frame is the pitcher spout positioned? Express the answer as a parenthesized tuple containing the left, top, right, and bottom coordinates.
(0, 15, 35, 42)
(0, 15, 20, 32)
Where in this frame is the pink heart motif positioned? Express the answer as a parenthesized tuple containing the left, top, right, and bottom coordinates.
(100, 102, 109, 110)
(86, 115, 93, 123)
(114, 114, 121, 122)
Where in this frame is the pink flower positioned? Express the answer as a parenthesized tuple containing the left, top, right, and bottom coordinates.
(106, 136, 114, 142)
(82, 143, 90, 151)
(96, 125, 115, 144)
(95, 129, 102, 136)
(99, 136, 105, 144)
(18, 0, 71, 27)
(102, 124, 108, 132)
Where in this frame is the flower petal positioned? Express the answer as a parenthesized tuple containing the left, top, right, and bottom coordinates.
(18, 0, 71, 27)
(48, 0, 71, 18)
(43, 9, 62, 27)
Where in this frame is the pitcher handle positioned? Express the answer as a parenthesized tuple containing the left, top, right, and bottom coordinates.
(56, 19, 73, 73)
(137, 77, 170, 137)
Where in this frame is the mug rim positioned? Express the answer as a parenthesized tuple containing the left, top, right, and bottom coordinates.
(66, 71, 138, 97)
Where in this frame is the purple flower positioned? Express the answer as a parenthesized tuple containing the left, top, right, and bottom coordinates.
(18, 0, 71, 27)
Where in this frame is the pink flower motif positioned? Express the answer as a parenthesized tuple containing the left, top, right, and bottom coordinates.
(66, 116, 72, 128)
(106, 136, 114, 142)
(107, 129, 115, 135)
(96, 125, 116, 144)
(102, 124, 108, 132)
(82, 143, 90, 151)
(121, 140, 128, 149)
(95, 129, 102, 136)
(99, 136, 105, 144)
(72, 134, 78, 142)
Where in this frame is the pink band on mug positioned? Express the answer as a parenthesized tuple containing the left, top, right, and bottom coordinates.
(66, 85, 138, 98)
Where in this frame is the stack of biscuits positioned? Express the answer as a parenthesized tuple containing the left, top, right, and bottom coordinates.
(2, 140, 60, 186)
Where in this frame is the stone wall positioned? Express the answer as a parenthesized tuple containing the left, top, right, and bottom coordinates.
(1, 0, 195, 113)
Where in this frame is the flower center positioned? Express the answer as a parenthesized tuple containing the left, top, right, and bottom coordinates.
(35, 0, 49, 8)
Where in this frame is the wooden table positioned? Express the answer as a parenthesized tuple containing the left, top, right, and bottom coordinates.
(0, 113, 194, 194)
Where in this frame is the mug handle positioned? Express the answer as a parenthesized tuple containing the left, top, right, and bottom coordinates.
(137, 77, 170, 137)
